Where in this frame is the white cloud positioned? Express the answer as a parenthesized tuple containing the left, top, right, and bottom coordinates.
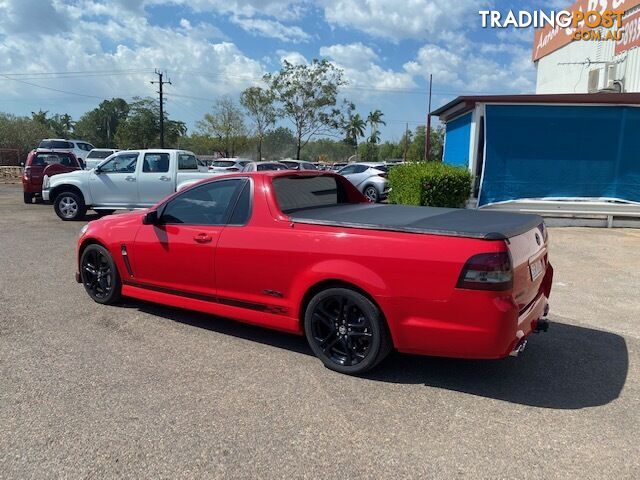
(275, 49, 309, 65)
(408, 41, 536, 94)
(321, 0, 478, 42)
(319, 42, 417, 98)
(230, 16, 310, 42)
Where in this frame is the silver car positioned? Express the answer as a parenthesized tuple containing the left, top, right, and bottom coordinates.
(207, 158, 250, 173)
(337, 162, 390, 203)
(242, 162, 289, 172)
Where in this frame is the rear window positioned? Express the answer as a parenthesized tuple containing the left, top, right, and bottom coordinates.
(30, 153, 75, 167)
(257, 163, 287, 171)
(39, 140, 73, 149)
(212, 161, 235, 167)
(273, 176, 347, 213)
(87, 150, 114, 159)
(178, 153, 198, 170)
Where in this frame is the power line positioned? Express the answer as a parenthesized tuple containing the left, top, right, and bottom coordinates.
(0, 74, 106, 99)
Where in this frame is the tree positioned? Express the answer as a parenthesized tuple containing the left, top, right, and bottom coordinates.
(343, 112, 366, 155)
(366, 109, 385, 144)
(75, 98, 129, 147)
(197, 96, 246, 157)
(407, 125, 445, 162)
(264, 59, 347, 159)
(114, 97, 185, 149)
(261, 127, 297, 160)
(240, 86, 276, 161)
(0, 112, 52, 158)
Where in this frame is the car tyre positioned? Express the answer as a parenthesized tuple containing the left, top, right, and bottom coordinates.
(54, 191, 87, 221)
(304, 287, 392, 375)
(363, 185, 379, 203)
(80, 244, 122, 305)
(23, 192, 33, 204)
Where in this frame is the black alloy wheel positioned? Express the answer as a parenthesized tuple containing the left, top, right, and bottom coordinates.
(304, 287, 391, 374)
(80, 244, 122, 305)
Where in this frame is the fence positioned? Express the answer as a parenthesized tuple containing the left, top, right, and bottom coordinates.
(0, 149, 20, 166)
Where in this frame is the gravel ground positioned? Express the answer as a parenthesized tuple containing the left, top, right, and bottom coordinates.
(0, 184, 638, 479)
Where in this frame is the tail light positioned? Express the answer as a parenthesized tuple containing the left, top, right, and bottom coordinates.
(538, 222, 548, 242)
(23, 166, 31, 180)
(457, 252, 513, 291)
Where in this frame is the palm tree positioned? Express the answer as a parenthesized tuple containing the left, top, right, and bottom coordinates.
(344, 113, 366, 154)
(367, 109, 386, 144)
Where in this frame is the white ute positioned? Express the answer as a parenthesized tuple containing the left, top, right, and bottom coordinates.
(43, 149, 214, 220)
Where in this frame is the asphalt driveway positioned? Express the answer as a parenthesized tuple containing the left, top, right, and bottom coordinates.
(0, 184, 638, 478)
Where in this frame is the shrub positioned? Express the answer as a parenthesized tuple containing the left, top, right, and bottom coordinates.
(388, 162, 472, 208)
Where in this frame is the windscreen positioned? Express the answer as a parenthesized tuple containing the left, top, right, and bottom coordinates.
(273, 176, 347, 213)
(87, 150, 113, 159)
(39, 140, 73, 149)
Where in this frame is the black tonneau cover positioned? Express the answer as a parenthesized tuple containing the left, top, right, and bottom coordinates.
(288, 204, 542, 240)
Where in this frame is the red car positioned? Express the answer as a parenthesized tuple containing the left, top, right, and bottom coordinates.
(22, 149, 82, 204)
(76, 171, 553, 374)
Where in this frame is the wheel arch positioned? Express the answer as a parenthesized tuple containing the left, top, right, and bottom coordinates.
(50, 184, 86, 204)
(297, 278, 395, 347)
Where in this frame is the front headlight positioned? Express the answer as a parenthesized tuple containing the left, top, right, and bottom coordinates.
(42, 175, 50, 189)
(79, 224, 89, 237)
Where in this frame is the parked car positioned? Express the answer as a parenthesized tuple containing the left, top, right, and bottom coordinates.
(75, 171, 552, 375)
(279, 159, 318, 170)
(337, 162, 389, 202)
(207, 158, 250, 173)
(38, 139, 95, 168)
(241, 161, 289, 172)
(331, 162, 347, 171)
(85, 149, 119, 170)
(43, 149, 213, 221)
(22, 150, 82, 204)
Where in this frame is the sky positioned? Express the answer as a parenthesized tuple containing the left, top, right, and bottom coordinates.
(0, 0, 566, 141)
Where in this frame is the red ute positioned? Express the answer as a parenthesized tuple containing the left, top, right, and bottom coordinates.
(22, 149, 82, 204)
(76, 171, 553, 374)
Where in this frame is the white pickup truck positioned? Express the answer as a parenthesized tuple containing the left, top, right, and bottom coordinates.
(43, 149, 214, 220)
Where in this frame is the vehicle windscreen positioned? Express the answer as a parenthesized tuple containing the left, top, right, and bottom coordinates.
(273, 176, 348, 213)
(30, 153, 75, 167)
(39, 140, 73, 149)
(87, 150, 113, 159)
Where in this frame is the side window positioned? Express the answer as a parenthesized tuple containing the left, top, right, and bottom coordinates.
(353, 165, 368, 174)
(178, 154, 198, 171)
(143, 153, 170, 173)
(339, 165, 356, 174)
(99, 153, 139, 173)
(160, 179, 244, 225)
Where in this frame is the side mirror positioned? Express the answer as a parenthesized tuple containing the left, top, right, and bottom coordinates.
(142, 210, 159, 225)
(94, 166, 102, 174)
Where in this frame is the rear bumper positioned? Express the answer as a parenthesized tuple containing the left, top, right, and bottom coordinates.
(388, 264, 553, 359)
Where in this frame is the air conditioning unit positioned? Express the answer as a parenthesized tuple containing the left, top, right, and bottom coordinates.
(588, 69, 600, 93)
(606, 64, 617, 88)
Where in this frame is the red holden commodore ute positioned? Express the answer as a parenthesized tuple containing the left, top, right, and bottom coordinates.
(76, 171, 553, 374)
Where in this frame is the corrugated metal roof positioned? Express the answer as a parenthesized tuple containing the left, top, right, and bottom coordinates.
(432, 93, 640, 120)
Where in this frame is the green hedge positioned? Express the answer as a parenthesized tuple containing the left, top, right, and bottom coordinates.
(388, 162, 472, 208)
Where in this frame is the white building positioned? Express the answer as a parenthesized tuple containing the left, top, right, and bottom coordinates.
(535, 0, 640, 94)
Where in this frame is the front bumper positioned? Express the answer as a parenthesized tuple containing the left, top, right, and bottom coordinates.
(42, 188, 51, 202)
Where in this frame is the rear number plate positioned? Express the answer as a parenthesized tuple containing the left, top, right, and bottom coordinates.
(529, 258, 544, 281)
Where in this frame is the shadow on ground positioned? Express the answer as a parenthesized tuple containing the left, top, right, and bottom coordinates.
(124, 301, 628, 410)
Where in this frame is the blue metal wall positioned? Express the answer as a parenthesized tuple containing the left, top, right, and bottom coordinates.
(479, 104, 640, 206)
(443, 112, 472, 167)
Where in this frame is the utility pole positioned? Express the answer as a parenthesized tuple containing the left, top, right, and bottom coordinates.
(403, 123, 408, 162)
(151, 69, 171, 148)
(424, 73, 433, 162)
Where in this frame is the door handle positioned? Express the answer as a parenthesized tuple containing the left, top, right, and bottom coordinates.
(125, 176, 136, 182)
(193, 233, 212, 243)
(159, 176, 171, 181)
